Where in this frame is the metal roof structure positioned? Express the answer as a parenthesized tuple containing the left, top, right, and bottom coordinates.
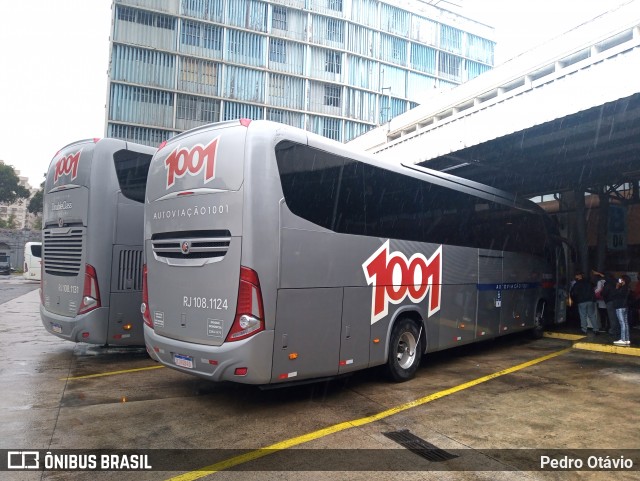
(348, 1, 640, 198)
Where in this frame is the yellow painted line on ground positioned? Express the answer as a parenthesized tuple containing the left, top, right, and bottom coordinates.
(166, 347, 572, 481)
(573, 342, 640, 357)
(60, 364, 165, 381)
(543, 332, 586, 341)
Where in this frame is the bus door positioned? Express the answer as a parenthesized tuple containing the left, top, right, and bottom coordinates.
(477, 250, 502, 338)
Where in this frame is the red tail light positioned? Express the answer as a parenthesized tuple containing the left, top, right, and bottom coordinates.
(142, 264, 152, 328)
(77, 264, 101, 314)
(225, 266, 264, 342)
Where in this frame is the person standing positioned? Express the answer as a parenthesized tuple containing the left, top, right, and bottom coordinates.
(601, 272, 620, 340)
(612, 275, 631, 346)
(570, 272, 599, 334)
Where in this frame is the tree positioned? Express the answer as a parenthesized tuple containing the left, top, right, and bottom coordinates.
(28, 182, 45, 214)
(0, 163, 30, 205)
(0, 214, 17, 229)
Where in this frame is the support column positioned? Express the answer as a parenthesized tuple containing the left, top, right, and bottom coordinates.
(596, 192, 609, 271)
(574, 189, 589, 274)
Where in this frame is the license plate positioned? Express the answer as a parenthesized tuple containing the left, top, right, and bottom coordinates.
(174, 353, 193, 369)
(51, 322, 62, 334)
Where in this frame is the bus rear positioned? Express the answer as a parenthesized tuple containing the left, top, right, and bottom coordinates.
(143, 119, 278, 383)
(40, 138, 154, 345)
(23, 242, 42, 281)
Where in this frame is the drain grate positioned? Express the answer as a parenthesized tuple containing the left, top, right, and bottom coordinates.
(382, 429, 459, 462)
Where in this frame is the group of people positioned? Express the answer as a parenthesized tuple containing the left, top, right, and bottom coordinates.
(569, 270, 634, 346)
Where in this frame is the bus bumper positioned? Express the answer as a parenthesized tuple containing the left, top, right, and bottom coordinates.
(144, 325, 274, 384)
(40, 305, 109, 344)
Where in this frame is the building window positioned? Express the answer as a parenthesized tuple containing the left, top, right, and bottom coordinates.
(182, 21, 200, 46)
(324, 84, 341, 107)
(269, 38, 287, 63)
(327, 0, 343, 12)
(327, 18, 343, 43)
(323, 117, 341, 140)
(325, 51, 341, 74)
(203, 25, 221, 50)
(268, 108, 284, 123)
(272, 6, 287, 30)
(117, 6, 136, 22)
(269, 75, 286, 100)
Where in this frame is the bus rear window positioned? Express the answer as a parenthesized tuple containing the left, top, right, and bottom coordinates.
(113, 149, 153, 203)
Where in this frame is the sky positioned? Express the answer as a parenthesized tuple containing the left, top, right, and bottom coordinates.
(0, 0, 631, 189)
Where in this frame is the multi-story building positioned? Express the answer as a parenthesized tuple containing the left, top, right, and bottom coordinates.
(106, 0, 495, 145)
(0, 160, 38, 230)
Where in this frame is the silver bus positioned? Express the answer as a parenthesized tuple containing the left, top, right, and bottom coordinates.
(41, 138, 155, 346)
(143, 120, 567, 385)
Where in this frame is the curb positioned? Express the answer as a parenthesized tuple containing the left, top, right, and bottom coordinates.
(544, 332, 640, 357)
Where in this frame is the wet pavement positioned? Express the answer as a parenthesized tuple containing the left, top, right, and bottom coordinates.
(1, 280, 639, 480)
(0, 274, 39, 304)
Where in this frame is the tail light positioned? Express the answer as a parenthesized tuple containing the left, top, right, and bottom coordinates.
(226, 266, 264, 342)
(141, 264, 152, 328)
(77, 264, 101, 314)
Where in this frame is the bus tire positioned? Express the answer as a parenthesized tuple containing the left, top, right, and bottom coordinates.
(531, 301, 546, 339)
(387, 318, 422, 382)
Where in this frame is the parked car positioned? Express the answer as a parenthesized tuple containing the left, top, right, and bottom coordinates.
(0, 255, 10, 275)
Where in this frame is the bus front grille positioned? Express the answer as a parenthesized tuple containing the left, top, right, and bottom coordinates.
(152, 230, 231, 260)
(43, 228, 84, 276)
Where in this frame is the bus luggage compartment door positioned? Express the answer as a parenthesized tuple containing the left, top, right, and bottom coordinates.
(477, 252, 503, 338)
(340, 287, 371, 374)
(272, 288, 343, 383)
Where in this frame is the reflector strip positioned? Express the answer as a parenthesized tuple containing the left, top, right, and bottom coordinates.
(278, 372, 298, 380)
(339, 359, 354, 366)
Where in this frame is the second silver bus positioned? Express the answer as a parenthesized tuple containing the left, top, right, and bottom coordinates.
(41, 138, 155, 346)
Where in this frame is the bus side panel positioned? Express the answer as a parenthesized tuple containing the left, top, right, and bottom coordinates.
(501, 251, 541, 332)
(437, 245, 478, 349)
(272, 288, 343, 382)
(477, 251, 503, 338)
(340, 288, 372, 373)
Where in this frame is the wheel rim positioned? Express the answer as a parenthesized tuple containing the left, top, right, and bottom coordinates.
(396, 331, 417, 369)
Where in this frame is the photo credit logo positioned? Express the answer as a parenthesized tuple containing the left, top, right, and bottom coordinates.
(7, 451, 39, 470)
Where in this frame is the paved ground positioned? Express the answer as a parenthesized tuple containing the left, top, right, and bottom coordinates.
(1, 281, 639, 480)
(0, 274, 39, 304)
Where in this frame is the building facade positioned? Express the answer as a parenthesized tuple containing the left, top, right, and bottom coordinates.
(106, 0, 495, 145)
(0, 160, 38, 230)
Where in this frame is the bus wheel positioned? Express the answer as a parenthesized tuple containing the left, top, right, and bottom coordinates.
(387, 318, 422, 382)
(531, 301, 546, 339)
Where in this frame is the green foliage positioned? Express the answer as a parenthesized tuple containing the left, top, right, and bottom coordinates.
(32, 216, 43, 231)
(28, 182, 44, 214)
(0, 214, 17, 229)
(0, 163, 30, 205)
